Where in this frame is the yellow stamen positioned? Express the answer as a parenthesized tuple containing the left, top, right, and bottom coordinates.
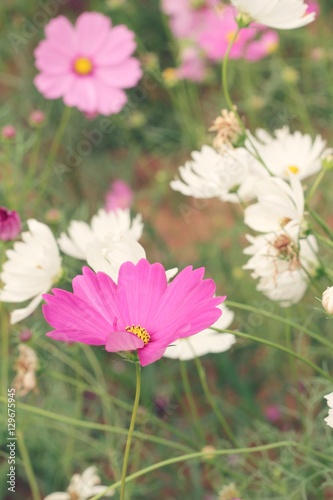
(74, 57, 93, 75)
(287, 165, 300, 174)
(126, 325, 150, 345)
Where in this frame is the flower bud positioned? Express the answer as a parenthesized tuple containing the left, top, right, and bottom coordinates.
(29, 110, 46, 127)
(1, 125, 16, 140)
(322, 286, 333, 314)
(0, 207, 21, 241)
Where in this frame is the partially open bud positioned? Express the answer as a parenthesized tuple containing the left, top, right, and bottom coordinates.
(29, 110, 46, 127)
(1, 125, 16, 140)
(322, 286, 333, 314)
(0, 207, 21, 241)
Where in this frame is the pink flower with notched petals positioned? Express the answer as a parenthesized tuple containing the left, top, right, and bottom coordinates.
(162, 0, 218, 39)
(34, 12, 142, 116)
(0, 207, 21, 241)
(43, 259, 225, 367)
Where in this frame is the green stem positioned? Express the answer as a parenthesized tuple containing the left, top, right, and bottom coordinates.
(17, 430, 41, 500)
(37, 106, 71, 199)
(0, 397, 191, 453)
(90, 441, 296, 499)
(194, 357, 236, 445)
(222, 28, 240, 111)
(306, 168, 326, 203)
(120, 362, 141, 500)
(180, 361, 205, 444)
(309, 208, 333, 240)
(1, 247, 9, 398)
(215, 328, 333, 383)
(226, 301, 333, 351)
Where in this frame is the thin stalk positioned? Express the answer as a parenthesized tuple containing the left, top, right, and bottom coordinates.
(222, 28, 240, 111)
(309, 209, 333, 240)
(0, 397, 192, 453)
(306, 169, 326, 203)
(226, 300, 333, 351)
(180, 361, 205, 444)
(120, 362, 141, 500)
(194, 357, 236, 445)
(17, 430, 41, 500)
(215, 328, 333, 383)
(90, 441, 296, 499)
(37, 106, 71, 199)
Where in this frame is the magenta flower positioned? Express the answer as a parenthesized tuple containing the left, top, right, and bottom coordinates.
(43, 259, 224, 366)
(34, 12, 142, 116)
(105, 180, 133, 212)
(0, 208, 21, 241)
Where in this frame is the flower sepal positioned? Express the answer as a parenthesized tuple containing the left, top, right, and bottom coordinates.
(236, 13, 252, 29)
(117, 350, 140, 364)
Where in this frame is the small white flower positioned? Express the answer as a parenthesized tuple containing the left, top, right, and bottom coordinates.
(322, 287, 333, 315)
(247, 126, 327, 181)
(243, 223, 319, 306)
(43, 465, 114, 500)
(244, 176, 305, 233)
(164, 304, 236, 360)
(86, 233, 178, 283)
(170, 145, 266, 203)
(231, 0, 315, 30)
(58, 208, 143, 260)
(324, 393, 333, 429)
(0, 219, 62, 324)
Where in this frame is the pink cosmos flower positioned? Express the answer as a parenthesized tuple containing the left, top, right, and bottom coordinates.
(162, 0, 218, 39)
(0, 208, 21, 241)
(105, 180, 133, 212)
(306, 0, 320, 15)
(34, 12, 142, 116)
(198, 6, 279, 61)
(43, 259, 224, 366)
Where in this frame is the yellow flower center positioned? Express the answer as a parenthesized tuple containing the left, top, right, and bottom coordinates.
(125, 325, 151, 345)
(287, 165, 300, 174)
(74, 57, 93, 75)
(226, 30, 239, 43)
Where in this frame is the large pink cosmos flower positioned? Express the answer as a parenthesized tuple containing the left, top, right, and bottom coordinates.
(34, 12, 142, 116)
(43, 259, 224, 366)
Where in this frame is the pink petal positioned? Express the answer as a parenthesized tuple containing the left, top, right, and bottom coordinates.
(44, 16, 76, 55)
(72, 267, 125, 329)
(94, 26, 137, 66)
(43, 288, 112, 344)
(105, 331, 144, 352)
(95, 59, 142, 89)
(117, 259, 167, 333)
(35, 41, 71, 74)
(34, 73, 75, 99)
(63, 78, 98, 113)
(137, 344, 167, 366)
(75, 12, 111, 56)
(46, 329, 106, 345)
(94, 80, 128, 115)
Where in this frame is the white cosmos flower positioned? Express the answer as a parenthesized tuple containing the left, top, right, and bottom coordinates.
(247, 127, 327, 181)
(164, 304, 236, 360)
(43, 466, 114, 500)
(170, 145, 267, 204)
(0, 219, 62, 324)
(244, 176, 305, 233)
(324, 393, 333, 429)
(231, 0, 315, 30)
(243, 222, 319, 306)
(58, 208, 143, 260)
(86, 233, 178, 283)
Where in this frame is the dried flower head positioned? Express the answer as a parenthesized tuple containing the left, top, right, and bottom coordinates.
(209, 109, 242, 151)
(218, 482, 241, 500)
(12, 345, 38, 397)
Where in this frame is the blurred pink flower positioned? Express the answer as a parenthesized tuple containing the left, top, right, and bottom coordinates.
(43, 260, 224, 366)
(1, 125, 16, 140)
(306, 0, 320, 15)
(105, 179, 133, 212)
(34, 12, 142, 116)
(0, 207, 21, 241)
(29, 110, 46, 127)
(176, 46, 206, 82)
(198, 6, 279, 61)
(162, 0, 218, 39)
(264, 405, 282, 423)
